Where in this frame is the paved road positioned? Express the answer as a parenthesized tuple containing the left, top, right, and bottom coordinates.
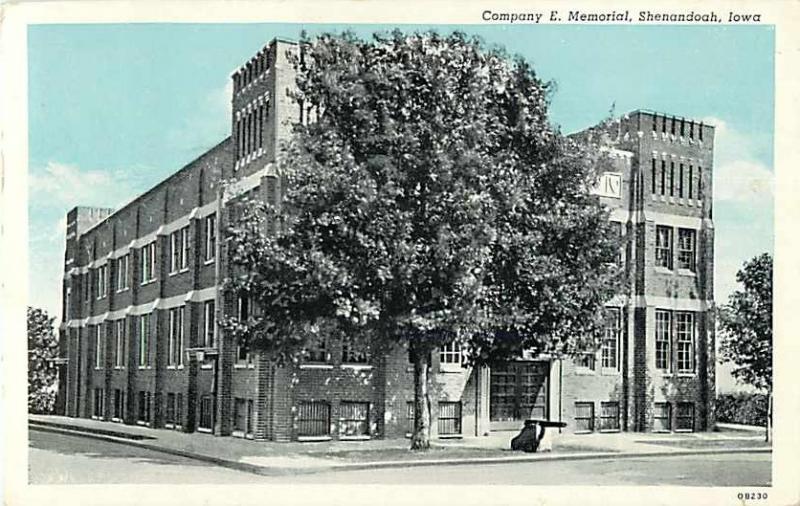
(29, 429, 771, 486)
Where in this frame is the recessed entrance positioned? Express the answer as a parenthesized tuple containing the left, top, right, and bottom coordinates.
(489, 361, 549, 431)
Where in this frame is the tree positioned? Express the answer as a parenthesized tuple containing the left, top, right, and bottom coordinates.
(223, 31, 622, 449)
(28, 306, 59, 414)
(718, 253, 772, 439)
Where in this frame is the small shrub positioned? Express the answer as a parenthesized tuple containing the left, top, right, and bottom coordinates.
(715, 392, 768, 427)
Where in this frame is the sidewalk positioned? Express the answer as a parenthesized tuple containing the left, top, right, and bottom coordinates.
(29, 415, 771, 476)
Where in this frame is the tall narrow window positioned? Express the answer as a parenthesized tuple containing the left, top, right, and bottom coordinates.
(669, 162, 675, 197)
(652, 114, 658, 131)
(654, 402, 671, 431)
(235, 118, 242, 161)
(655, 310, 671, 372)
(676, 402, 695, 431)
(116, 254, 129, 291)
(678, 164, 684, 198)
(688, 165, 694, 198)
(661, 115, 667, 133)
(676, 312, 695, 373)
(677, 228, 696, 271)
(170, 231, 179, 273)
(258, 104, 264, 148)
(655, 226, 673, 270)
(689, 121, 694, 139)
(660, 160, 666, 195)
(651, 159, 657, 194)
(670, 116, 675, 135)
(139, 313, 150, 367)
(180, 226, 190, 270)
(114, 319, 126, 368)
(601, 308, 620, 370)
(94, 325, 103, 369)
(204, 301, 215, 348)
(168, 306, 184, 367)
(205, 214, 216, 261)
(698, 122, 704, 141)
(680, 118, 685, 136)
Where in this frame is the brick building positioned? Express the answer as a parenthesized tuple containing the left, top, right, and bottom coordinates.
(56, 37, 715, 442)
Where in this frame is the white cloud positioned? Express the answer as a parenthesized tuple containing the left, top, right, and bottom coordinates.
(704, 116, 773, 204)
(29, 161, 131, 208)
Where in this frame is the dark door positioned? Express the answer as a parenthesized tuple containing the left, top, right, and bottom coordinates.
(490, 361, 549, 431)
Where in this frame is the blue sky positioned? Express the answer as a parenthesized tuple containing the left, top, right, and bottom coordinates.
(28, 24, 774, 389)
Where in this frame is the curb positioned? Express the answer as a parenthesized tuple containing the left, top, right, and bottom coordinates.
(30, 424, 772, 477)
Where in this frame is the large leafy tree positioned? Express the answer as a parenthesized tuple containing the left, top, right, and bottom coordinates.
(718, 253, 772, 392)
(223, 31, 622, 449)
(28, 306, 59, 414)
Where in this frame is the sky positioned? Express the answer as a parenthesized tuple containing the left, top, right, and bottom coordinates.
(28, 24, 774, 391)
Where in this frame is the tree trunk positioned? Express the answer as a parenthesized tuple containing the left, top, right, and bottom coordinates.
(766, 391, 772, 443)
(410, 347, 431, 451)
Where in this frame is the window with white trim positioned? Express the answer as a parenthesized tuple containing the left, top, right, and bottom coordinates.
(181, 226, 190, 270)
(205, 213, 216, 262)
(655, 226, 673, 270)
(655, 310, 671, 372)
(170, 231, 180, 273)
(94, 325, 103, 369)
(677, 228, 696, 271)
(342, 337, 369, 364)
(601, 308, 620, 370)
(439, 341, 463, 367)
(139, 314, 151, 367)
(600, 401, 620, 431)
(96, 265, 108, 299)
(168, 306, 184, 367)
(675, 312, 695, 373)
(654, 402, 671, 431)
(676, 402, 694, 432)
(437, 401, 462, 436)
(114, 319, 126, 368)
(116, 254, 129, 291)
(574, 402, 594, 433)
(140, 242, 157, 283)
(203, 301, 216, 348)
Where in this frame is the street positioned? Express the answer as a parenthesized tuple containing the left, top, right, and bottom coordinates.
(29, 429, 771, 486)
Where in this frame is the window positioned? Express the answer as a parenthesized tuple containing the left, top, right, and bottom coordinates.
(675, 312, 695, 373)
(676, 402, 695, 432)
(688, 165, 694, 198)
(203, 301, 215, 348)
(655, 310, 671, 372)
(576, 353, 595, 371)
(677, 228, 696, 271)
(339, 401, 370, 437)
(600, 402, 620, 431)
(137, 391, 152, 424)
(574, 402, 594, 433)
(116, 254, 129, 291)
(165, 393, 183, 429)
(94, 325, 103, 369)
(601, 308, 620, 370)
(669, 161, 675, 197)
(697, 166, 704, 199)
(141, 242, 157, 283)
(205, 214, 216, 261)
(112, 389, 124, 421)
(650, 159, 657, 194)
(96, 265, 108, 299)
(114, 319, 126, 368)
(306, 335, 328, 363)
(93, 388, 105, 418)
(660, 160, 666, 195)
(166, 393, 176, 426)
(233, 398, 254, 437)
(84, 272, 90, 302)
(199, 395, 215, 431)
(654, 402, 671, 432)
(168, 306, 185, 367)
(342, 338, 369, 364)
(297, 401, 330, 437)
(655, 226, 673, 270)
(438, 401, 462, 436)
(678, 164, 684, 198)
(680, 118, 685, 137)
(139, 314, 151, 367)
(181, 226, 190, 270)
(170, 231, 180, 273)
(439, 341, 463, 366)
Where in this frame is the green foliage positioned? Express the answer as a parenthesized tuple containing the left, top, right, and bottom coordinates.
(223, 30, 623, 362)
(715, 392, 768, 427)
(223, 30, 623, 365)
(28, 306, 59, 414)
(718, 253, 772, 392)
